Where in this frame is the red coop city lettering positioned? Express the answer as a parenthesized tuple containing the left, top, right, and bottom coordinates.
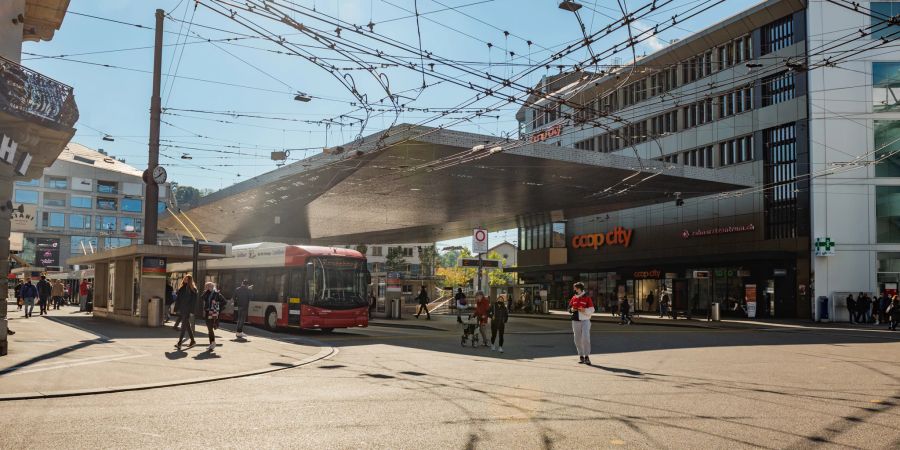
(529, 124, 563, 143)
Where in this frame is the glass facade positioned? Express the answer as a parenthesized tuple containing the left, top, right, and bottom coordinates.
(97, 216, 117, 231)
(874, 120, 900, 177)
(69, 214, 91, 229)
(519, 222, 566, 251)
(41, 212, 65, 228)
(70, 236, 98, 255)
(761, 15, 794, 55)
(14, 179, 39, 187)
(119, 217, 142, 232)
(97, 197, 117, 210)
(876, 186, 900, 243)
(97, 181, 118, 194)
(71, 195, 92, 209)
(761, 72, 795, 106)
(764, 123, 798, 239)
(121, 198, 142, 212)
(45, 176, 67, 189)
(14, 190, 38, 204)
(43, 192, 66, 207)
(871, 3, 900, 40)
(874, 62, 900, 112)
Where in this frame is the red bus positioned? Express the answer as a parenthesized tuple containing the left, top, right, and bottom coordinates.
(168, 243, 370, 332)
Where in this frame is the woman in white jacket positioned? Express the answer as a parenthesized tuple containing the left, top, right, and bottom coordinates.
(569, 282, 596, 365)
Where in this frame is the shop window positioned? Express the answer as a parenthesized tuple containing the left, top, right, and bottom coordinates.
(871, 3, 900, 40)
(873, 62, 900, 112)
(875, 121, 900, 177)
(14, 189, 38, 204)
(71, 236, 98, 255)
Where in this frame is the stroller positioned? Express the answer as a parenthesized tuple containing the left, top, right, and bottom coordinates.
(460, 315, 481, 347)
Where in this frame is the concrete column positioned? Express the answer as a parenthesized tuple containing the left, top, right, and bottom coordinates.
(0, 0, 25, 63)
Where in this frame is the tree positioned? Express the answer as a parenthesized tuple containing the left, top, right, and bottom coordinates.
(174, 185, 202, 209)
(418, 244, 439, 277)
(487, 250, 517, 287)
(355, 244, 368, 256)
(384, 246, 408, 273)
(435, 247, 474, 288)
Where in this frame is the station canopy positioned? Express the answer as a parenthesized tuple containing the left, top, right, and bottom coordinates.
(160, 125, 753, 244)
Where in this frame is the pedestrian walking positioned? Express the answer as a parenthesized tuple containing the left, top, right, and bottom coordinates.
(888, 295, 900, 331)
(21, 279, 37, 318)
(473, 291, 490, 347)
(234, 279, 253, 339)
(646, 291, 655, 313)
(569, 282, 595, 365)
(14, 281, 22, 311)
(454, 288, 466, 323)
(368, 292, 376, 319)
(660, 292, 670, 318)
(78, 279, 89, 312)
(36, 275, 51, 316)
(846, 293, 856, 324)
(201, 282, 224, 351)
(51, 279, 64, 310)
(857, 292, 871, 324)
(174, 275, 198, 351)
(414, 286, 431, 319)
(620, 297, 633, 325)
(489, 297, 509, 352)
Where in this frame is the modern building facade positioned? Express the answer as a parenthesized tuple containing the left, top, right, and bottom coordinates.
(11, 143, 173, 271)
(514, 0, 896, 319)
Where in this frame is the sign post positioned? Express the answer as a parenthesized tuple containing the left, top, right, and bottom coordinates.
(472, 228, 488, 292)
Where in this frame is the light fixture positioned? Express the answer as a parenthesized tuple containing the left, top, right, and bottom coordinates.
(558, 1, 583, 13)
(294, 92, 312, 102)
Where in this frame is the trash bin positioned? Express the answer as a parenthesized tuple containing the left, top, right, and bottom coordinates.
(391, 298, 401, 319)
(147, 296, 163, 327)
(710, 302, 720, 321)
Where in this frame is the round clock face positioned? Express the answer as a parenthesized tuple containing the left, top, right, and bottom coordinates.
(152, 165, 167, 184)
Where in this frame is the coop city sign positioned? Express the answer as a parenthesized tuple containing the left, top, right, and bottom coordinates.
(571, 227, 634, 250)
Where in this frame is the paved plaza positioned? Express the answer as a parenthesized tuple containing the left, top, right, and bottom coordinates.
(2, 305, 899, 449)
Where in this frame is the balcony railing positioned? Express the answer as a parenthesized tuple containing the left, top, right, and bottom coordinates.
(0, 55, 78, 129)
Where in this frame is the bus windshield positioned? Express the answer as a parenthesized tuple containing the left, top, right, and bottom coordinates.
(309, 257, 368, 310)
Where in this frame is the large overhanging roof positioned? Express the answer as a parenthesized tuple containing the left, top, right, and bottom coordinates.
(161, 125, 752, 244)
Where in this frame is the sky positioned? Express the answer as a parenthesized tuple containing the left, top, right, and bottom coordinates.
(22, 0, 760, 249)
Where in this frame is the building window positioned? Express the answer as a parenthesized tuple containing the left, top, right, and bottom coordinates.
(119, 217, 143, 232)
(761, 72, 795, 106)
(158, 202, 166, 213)
(71, 236, 98, 255)
(45, 176, 67, 189)
(875, 121, 900, 177)
(718, 85, 754, 118)
(121, 198, 142, 212)
(719, 136, 754, 167)
(97, 197, 117, 210)
(876, 186, 900, 242)
(71, 195, 92, 209)
(41, 211, 65, 228)
(43, 192, 66, 208)
(14, 190, 38, 204)
(122, 182, 142, 196)
(97, 180, 118, 194)
(371, 246, 383, 257)
(761, 15, 794, 55)
(763, 123, 798, 239)
(871, 3, 900, 40)
(69, 214, 92, 229)
(104, 237, 132, 249)
(15, 179, 39, 187)
(97, 216, 117, 231)
(873, 62, 900, 112)
(401, 247, 414, 258)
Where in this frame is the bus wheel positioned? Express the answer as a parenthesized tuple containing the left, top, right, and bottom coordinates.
(321, 328, 334, 333)
(264, 308, 278, 331)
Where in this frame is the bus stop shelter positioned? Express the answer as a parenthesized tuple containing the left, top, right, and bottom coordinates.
(67, 244, 230, 327)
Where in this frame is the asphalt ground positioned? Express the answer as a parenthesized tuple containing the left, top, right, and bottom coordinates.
(1, 312, 899, 449)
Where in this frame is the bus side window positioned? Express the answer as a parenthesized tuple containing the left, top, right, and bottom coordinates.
(219, 271, 234, 299)
(307, 261, 322, 306)
(276, 270, 287, 303)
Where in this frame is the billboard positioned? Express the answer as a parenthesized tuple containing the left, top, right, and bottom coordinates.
(10, 203, 36, 231)
(34, 238, 60, 267)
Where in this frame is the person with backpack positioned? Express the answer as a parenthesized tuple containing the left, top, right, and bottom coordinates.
(414, 286, 431, 319)
(201, 282, 224, 351)
(489, 297, 509, 353)
(36, 275, 51, 316)
(174, 275, 198, 351)
(569, 282, 595, 365)
(454, 288, 467, 324)
(20, 279, 37, 318)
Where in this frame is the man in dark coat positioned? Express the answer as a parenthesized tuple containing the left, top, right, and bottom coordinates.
(36, 276, 52, 316)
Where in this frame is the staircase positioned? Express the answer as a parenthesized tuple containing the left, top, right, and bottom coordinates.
(426, 295, 453, 314)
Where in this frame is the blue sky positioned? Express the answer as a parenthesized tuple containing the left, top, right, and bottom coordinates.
(23, 0, 760, 248)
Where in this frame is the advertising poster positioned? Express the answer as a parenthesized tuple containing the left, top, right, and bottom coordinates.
(745, 284, 757, 318)
(35, 238, 60, 267)
(141, 256, 167, 277)
(10, 203, 36, 231)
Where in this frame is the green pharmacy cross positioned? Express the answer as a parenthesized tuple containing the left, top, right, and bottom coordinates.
(814, 237, 836, 256)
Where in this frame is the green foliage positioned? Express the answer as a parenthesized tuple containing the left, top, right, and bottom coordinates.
(355, 244, 368, 255)
(487, 250, 516, 286)
(384, 246, 408, 273)
(418, 244, 439, 277)
(174, 185, 202, 209)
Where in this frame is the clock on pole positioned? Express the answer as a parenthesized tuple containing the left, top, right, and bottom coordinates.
(151, 165, 167, 184)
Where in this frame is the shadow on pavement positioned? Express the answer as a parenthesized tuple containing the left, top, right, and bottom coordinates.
(0, 338, 108, 375)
